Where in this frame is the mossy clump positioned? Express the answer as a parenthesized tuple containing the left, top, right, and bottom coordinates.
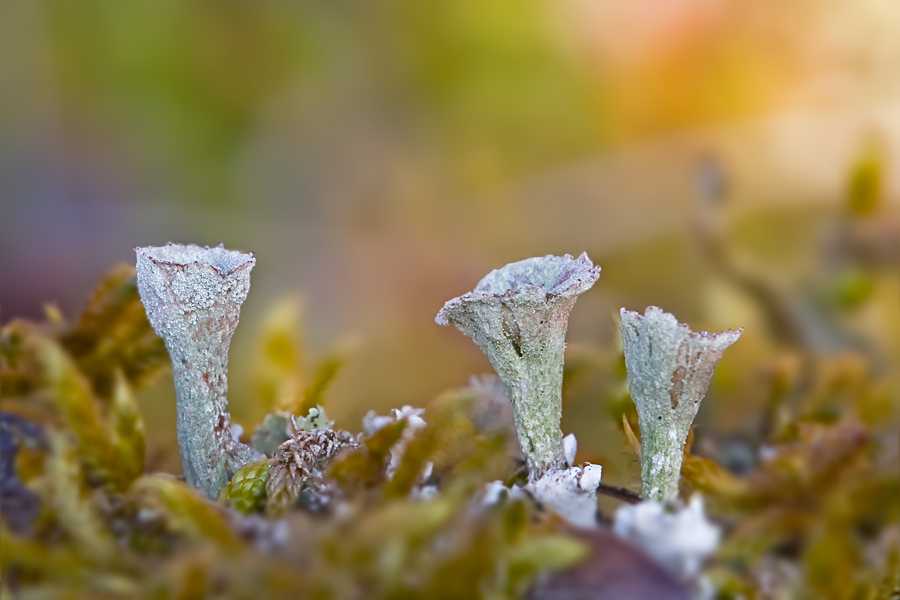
(2, 229, 898, 599)
(0, 267, 592, 598)
(220, 459, 272, 514)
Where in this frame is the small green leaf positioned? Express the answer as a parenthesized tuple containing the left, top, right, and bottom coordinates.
(219, 459, 272, 514)
(60, 266, 168, 396)
(129, 475, 241, 551)
(300, 353, 345, 415)
(507, 535, 588, 572)
(110, 369, 146, 486)
(43, 431, 118, 564)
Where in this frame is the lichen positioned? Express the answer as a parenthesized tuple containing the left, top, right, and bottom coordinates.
(135, 243, 264, 498)
(436, 253, 601, 477)
(619, 306, 741, 501)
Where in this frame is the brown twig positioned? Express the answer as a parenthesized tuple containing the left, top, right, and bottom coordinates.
(596, 482, 642, 505)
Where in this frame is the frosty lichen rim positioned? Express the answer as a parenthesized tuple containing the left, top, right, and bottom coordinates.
(435, 252, 600, 326)
(135, 242, 255, 277)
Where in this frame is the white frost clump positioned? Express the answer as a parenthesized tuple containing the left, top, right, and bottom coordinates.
(481, 480, 529, 505)
(362, 405, 426, 437)
(563, 433, 578, 466)
(613, 495, 721, 579)
(481, 453, 602, 530)
(527, 463, 603, 529)
(482, 434, 602, 529)
(362, 406, 428, 479)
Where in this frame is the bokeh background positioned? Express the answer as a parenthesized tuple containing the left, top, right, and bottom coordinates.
(2, 0, 898, 483)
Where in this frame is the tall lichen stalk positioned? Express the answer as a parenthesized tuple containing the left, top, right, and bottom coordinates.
(135, 244, 263, 498)
(619, 307, 741, 501)
(437, 253, 600, 477)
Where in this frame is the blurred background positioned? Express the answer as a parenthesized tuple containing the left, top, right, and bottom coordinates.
(1, 0, 898, 483)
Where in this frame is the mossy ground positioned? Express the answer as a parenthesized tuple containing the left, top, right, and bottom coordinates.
(2, 200, 898, 599)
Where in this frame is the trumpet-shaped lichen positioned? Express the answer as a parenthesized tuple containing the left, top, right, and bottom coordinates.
(135, 243, 264, 499)
(619, 307, 741, 501)
(436, 253, 601, 477)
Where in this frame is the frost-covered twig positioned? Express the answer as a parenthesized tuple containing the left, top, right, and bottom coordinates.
(135, 243, 264, 498)
(619, 307, 741, 501)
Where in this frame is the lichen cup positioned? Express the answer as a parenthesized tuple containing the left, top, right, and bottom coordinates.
(620, 306, 741, 501)
(135, 243, 264, 498)
(436, 253, 601, 477)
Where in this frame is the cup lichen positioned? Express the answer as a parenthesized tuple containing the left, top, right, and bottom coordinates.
(135, 243, 265, 499)
(619, 306, 741, 501)
(436, 253, 601, 478)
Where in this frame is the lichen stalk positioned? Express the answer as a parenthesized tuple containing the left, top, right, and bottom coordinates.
(619, 306, 741, 501)
(135, 243, 264, 499)
(436, 253, 601, 477)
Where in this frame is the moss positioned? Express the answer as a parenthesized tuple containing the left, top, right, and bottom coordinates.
(2, 232, 897, 599)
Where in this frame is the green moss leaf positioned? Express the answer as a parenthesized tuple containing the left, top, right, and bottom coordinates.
(129, 475, 242, 551)
(110, 369, 146, 486)
(219, 459, 272, 514)
(329, 420, 406, 489)
(43, 431, 118, 564)
(507, 534, 588, 573)
(60, 266, 168, 397)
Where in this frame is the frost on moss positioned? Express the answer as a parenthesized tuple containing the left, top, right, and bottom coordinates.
(436, 253, 601, 477)
(135, 243, 264, 499)
(266, 428, 358, 514)
(619, 307, 741, 501)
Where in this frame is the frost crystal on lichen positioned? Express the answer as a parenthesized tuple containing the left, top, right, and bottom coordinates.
(619, 306, 741, 501)
(436, 253, 601, 477)
(136, 243, 264, 499)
